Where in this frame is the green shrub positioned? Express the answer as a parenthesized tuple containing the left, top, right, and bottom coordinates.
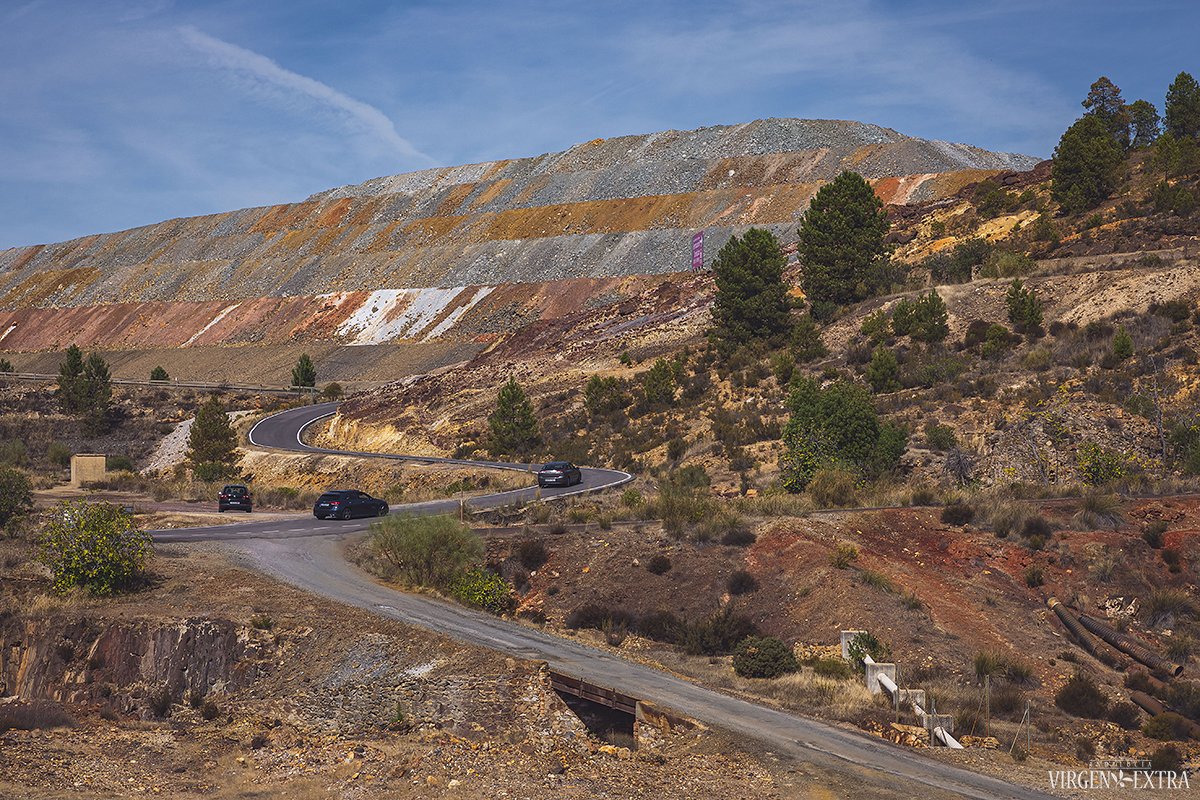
(860, 569, 893, 593)
(39, 502, 151, 595)
(1144, 588, 1196, 627)
(46, 442, 72, 468)
(924, 421, 957, 451)
(1150, 745, 1183, 773)
(0, 439, 27, 467)
(449, 568, 514, 615)
(1077, 442, 1124, 485)
(646, 554, 672, 575)
(1073, 494, 1123, 530)
(1107, 701, 1141, 730)
(732, 636, 799, 679)
(865, 346, 900, 393)
(721, 528, 757, 547)
(846, 631, 890, 670)
(830, 542, 858, 569)
(810, 657, 853, 679)
(682, 607, 759, 655)
(105, 454, 135, 472)
(514, 539, 549, 571)
(371, 514, 484, 589)
(0, 467, 34, 530)
(1112, 325, 1134, 361)
(808, 468, 858, 508)
(621, 488, 642, 507)
(148, 686, 172, 718)
(1054, 673, 1108, 718)
(941, 503, 974, 525)
(322, 382, 344, 401)
(1023, 565, 1044, 588)
(726, 569, 758, 595)
(1144, 712, 1190, 741)
(860, 310, 891, 344)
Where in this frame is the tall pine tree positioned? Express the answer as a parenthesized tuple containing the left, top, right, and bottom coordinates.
(186, 395, 240, 479)
(1165, 71, 1200, 139)
(487, 378, 540, 458)
(798, 171, 891, 319)
(1082, 76, 1131, 148)
(57, 344, 86, 415)
(81, 353, 112, 435)
(709, 227, 791, 352)
(1051, 115, 1124, 213)
(292, 353, 317, 388)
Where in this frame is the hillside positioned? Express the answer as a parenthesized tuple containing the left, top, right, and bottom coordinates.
(0, 119, 1035, 382)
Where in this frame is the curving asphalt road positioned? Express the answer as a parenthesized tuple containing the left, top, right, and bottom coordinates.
(151, 404, 1055, 800)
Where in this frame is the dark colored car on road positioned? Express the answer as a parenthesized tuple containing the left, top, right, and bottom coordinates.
(218, 484, 253, 513)
(537, 461, 582, 488)
(313, 490, 389, 520)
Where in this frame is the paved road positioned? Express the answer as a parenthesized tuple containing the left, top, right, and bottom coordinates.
(152, 403, 1055, 799)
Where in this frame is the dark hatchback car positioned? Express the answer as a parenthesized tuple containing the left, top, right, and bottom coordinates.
(218, 484, 253, 513)
(313, 490, 389, 520)
(537, 461, 582, 488)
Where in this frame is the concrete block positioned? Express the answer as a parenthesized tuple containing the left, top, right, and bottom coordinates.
(840, 630, 866, 661)
(70, 454, 106, 487)
(864, 661, 896, 695)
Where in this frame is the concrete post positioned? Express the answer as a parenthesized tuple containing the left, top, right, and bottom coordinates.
(864, 661, 897, 696)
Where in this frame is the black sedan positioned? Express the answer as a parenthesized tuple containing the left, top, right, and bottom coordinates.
(218, 484, 253, 513)
(537, 461, 582, 488)
(313, 490, 389, 520)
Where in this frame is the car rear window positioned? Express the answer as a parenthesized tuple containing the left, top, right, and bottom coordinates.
(317, 493, 342, 502)
(224, 486, 248, 496)
(544, 462, 571, 469)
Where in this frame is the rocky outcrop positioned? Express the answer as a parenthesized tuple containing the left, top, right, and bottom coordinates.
(0, 613, 269, 710)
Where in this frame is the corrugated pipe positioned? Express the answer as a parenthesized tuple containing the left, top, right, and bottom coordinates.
(1127, 667, 1171, 701)
(1046, 597, 1097, 655)
(1078, 614, 1184, 677)
(1130, 691, 1200, 740)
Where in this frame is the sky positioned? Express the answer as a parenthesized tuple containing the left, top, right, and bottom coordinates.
(1, 0, 1196, 249)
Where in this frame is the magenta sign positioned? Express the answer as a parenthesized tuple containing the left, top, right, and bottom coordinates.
(691, 231, 704, 271)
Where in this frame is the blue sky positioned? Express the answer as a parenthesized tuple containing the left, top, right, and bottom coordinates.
(1, 0, 1195, 248)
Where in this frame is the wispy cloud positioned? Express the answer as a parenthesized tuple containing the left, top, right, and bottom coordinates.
(178, 25, 434, 165)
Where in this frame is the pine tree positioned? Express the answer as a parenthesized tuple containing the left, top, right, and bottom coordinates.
(798, 171, 891, 318)
(911, 291, 950, 343)
(186, 395, 240, 479)
(1112, 326, 1134, 361)
(865, 346, 900, 393)
(1128, 99, 1161, 148)
(81, 353, 112, 435)
(709, 227, 791, 351)
(57, 344, 86, 414)
(1006, 279, 1044, 332)
(487, 378, 540, 457)
(291, 353, 317, 388)
(1082, 76, 1131, 148)
(1051, 116, 1125, 213)
(1165, 71, 1200, 139)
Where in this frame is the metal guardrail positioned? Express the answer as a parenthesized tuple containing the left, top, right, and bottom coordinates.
(0, 372, 318, 395)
